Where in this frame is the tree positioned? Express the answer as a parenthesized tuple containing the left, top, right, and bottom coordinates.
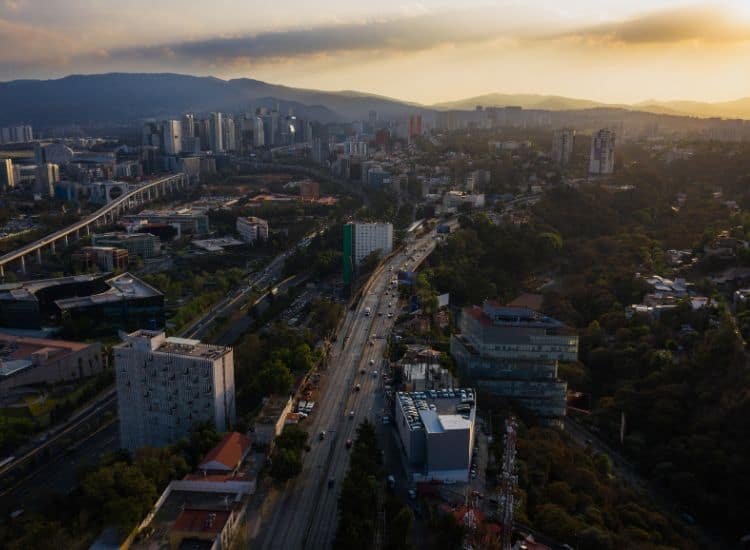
(270, 447, 303, 481)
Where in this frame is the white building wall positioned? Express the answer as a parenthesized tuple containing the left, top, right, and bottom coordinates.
(353, 222, 393, 266)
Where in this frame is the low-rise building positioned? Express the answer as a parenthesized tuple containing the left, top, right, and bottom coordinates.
(122, 208, 210, 236)
(0, 272, 164, 333)
(252, 395, 293, 447)
(91, 232, 161, 259)
(394, 388, 476, 482)
(236, 216, 269, 244)
(197, 432, 252, 476)
(73, 246, 128, 271)
(401, 362, 455, 392)
(0, 334, 103, 394)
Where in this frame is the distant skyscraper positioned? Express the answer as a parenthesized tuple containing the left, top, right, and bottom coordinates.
(253, 116, 265, 147)
(182, 113, 195, 138)
(409, 114, 422, 139)
(0, 158, 15, 191)
(222, 116, 236, 152)
(589, 129, 615, 175)
(114, 330, 235, 452)
(551, 128, 575, 166)
(162, 120, 182, 155)
(35, 163, 59, 197)
(1, 125, 33, 144)
(368, 110, 378, 125)
(209, 112, 223, 152)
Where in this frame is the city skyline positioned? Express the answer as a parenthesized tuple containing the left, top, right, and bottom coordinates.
(2, 1, 750, 105)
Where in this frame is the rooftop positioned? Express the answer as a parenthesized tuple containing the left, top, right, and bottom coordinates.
(171, 509, 230, 535)
(397, 388, 476, 433)
(198, 432, 251, 472)
(55, 273, 162, 310)
(116, 330, 230, 361)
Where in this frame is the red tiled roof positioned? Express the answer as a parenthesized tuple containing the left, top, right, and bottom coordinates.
(198, 432, 251, 471)
(171, 509, 230, 535)
(464, 305, 492, 326)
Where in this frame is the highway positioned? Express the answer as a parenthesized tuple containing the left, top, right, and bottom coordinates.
(254, 230, 437, 550)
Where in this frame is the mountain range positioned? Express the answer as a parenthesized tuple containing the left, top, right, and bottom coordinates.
(2, 73, 750, 128)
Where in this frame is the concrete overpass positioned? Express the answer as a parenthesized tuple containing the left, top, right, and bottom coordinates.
(0, 173, 188, 277)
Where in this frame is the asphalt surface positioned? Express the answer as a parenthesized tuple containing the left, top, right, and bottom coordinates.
(254, 232, 437, 550)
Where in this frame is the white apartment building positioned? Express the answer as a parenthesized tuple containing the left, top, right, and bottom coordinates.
(351, 222, 393, 266)
(236, 216, 269, 244)
(115, 330, 236, 452)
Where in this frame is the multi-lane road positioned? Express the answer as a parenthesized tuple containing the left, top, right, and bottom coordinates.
(255, 230, 437, 550)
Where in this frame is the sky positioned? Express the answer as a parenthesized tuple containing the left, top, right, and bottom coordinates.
(2, 0, 750, 105)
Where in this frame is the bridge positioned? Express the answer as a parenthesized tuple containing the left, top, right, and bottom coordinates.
(0, 173, 188, 277)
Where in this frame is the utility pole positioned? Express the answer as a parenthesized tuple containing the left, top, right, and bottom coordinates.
(499, 416, 518, 550)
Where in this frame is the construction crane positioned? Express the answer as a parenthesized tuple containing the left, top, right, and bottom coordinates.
(498, 416, 518, 550)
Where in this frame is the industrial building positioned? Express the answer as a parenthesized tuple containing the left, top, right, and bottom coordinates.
(114, 330, 235, 452)
(451, 301, 577, 425)
(394, 388, 476, 482)
(0, 334, 103, 394)
(0, 272, 164, 333)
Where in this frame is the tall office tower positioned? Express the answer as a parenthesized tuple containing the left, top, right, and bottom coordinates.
(222, 116, 236, 152)
(253, 116, 265, 147)
(589, 129, 616, 175)
(0, 158, 15, 191)
(161, 120, 182, 155)
(35, 163, 59, 197)
(342, 222, 393, 284)
(115, 330, 236, 452)
(551, 128, 575, 166)
(209, 112, 224, 152)
(182, 113, 195, 138)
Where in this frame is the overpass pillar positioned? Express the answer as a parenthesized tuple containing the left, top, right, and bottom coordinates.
(64, 234, 69, 247)
(19, 255, 26, 274)
(50, 241, 56, 254)
(36, 248, 42, 264)
(0, 264, 4, 278)
(85, 225, 90, 236)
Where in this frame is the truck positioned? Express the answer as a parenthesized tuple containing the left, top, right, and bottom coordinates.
(364, 307, 371, 316)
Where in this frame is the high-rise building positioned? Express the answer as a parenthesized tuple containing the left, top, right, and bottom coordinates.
(0, 125, 33, 144)
(115, 330, 236, 452)
(409, 115, 422, 139)
(209, 112, 223, 152)
(368, 110, 378, 125)
(0, 158, 15, 191)
(253, 116, 265, 147)
(299, 180, 320, 202)
(222, 116, 236, 152)
(342, 222, 393, 283)
(311, 137, 328, 165)
(182, 113, 195, 139)
(236, 216, 269, 244)
(451, 302, 577, 426)
(551, 128, 575, 166)
(162, 120, 182, 155)
(197, 119, 210, 151)
(35, 162, 59, 197)
(589, 129, 615, 175)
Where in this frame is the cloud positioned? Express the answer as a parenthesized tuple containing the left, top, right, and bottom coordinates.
(548, 6, 750, 45)
(106, 12, 510, 67)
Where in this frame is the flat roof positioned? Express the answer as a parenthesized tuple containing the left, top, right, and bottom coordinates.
(55, 272, 162, 310)
(397, 388, 475, 432)
(171, 509, 230, 535)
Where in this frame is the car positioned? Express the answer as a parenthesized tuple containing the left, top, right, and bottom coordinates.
(349, 410, 355, 419)
(372, 370, 378, 377)
(471, 470, 478, 479)
(354, 384, 361, 392)
(360, 368, 366, 375)
(382, 416, 390, 424)
(370, 359, 375, 365)
(345, 439, 353, 449)
(319, 431, 326, 440)
(387, 312, 393, 318)
(408, 489, 417, 500)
